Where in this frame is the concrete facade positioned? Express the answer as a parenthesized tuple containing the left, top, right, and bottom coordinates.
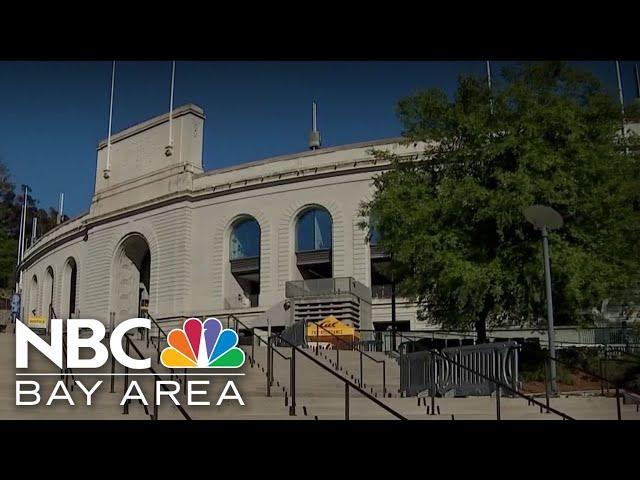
(19, 104, 426, 331)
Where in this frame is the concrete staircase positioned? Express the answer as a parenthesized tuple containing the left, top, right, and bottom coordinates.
(2, 331, 638, 420)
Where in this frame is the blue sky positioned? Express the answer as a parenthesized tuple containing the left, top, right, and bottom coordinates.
(1, 61, 638, 217)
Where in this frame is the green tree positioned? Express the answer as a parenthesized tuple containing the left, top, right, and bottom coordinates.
(0, 161, 63, 292)
(361, 62, 640, 341)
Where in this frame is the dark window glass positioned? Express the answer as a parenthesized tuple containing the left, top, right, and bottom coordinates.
(369, 224, 382, 246)
(230, 218, 260, 259)
(296, 208, 332, 252)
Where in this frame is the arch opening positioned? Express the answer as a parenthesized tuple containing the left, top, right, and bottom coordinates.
(61, 258, 78, 319)
(369, 222, 392, 299)
(28, 275, 39, 318)
(295, 206, 332, 279)
(227, 217, 260, 308)
(111, 234, 151, 322)
(43, 267, 54, 319)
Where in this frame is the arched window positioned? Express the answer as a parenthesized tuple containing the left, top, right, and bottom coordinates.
(295, 207, 332, 279)
(44, 267, 54, 318)
(368, 216, 392, 299)
(228, 217, 261, 308)
(29, 275, 39, 317)
(230, 218, 261, 259)
(296, 207, 332, 252)
(62, 258, 78, 319)
(369, 224, 382, 246)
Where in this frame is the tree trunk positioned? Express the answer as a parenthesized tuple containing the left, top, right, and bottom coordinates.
(475, 318, 487, 344)
(475, 298, 493, 344)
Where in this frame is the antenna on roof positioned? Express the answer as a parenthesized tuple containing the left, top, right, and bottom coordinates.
(31, 217, 37, 245)
(57, 192, 64, 225)
(166, 60, 176, 157)
(104, 61, 116, 179)
(309, 101, 321, 150)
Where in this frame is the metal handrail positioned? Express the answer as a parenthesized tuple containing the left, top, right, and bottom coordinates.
(426, 347, 575, 420)
(309, 320, 387, 396)
(602, 345, 640, 361)
(275, 330, 407, 420)
(145, 312, 170, 366)
(534, 350, 639, 420)
(228, 314, 290, 398)
(398, 330, 634, 419)
(146, 312, 168, 338)
(228, 314, 291, 361)
(502, 336, 616, 388)
(122, 334, 192, 420)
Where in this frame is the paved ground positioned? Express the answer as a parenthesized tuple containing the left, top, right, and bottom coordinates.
(1, 332, 638, 420)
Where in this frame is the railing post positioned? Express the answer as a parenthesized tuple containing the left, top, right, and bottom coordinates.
(383, 361, 387, 398)
(110, 347, 115, 393)
(616, 385, 622, 421)
(360, 351, 363, 387)
(267, 336, 272, 397)
(289, 347, 296, 416)
(544, 357, 550, 413)
(430, 352, 436, 415)
(337, 344, 340, 371)
(599, 358, 604, 396)
(153, 378, 158, 420)
(270, 341, 275, 387)
(123, 337, 129, 415)
(345, 383, 350, 420)
(251, 328, 255, 367)
(495, 382, 501, 421)
(316, 324, 319, 356)
(156, 330, 161, 364)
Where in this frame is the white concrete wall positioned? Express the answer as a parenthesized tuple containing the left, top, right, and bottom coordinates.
(19, 106, 428, 330)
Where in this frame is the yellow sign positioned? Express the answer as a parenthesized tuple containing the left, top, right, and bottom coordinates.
(28, 315, 47, 330)
(307, 315, 360, 340)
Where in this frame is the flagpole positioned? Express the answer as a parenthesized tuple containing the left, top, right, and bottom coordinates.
(17, 185, 28, 292)
(104, 61, 116, 179)
(486, 60, 492, 89)
(166, 60, 176, 156)
(486, 61, 494, 114)
(615, 61, 626, 135)
(15, 188, 25, 292)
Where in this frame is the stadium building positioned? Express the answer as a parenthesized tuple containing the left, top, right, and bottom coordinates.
(18, 104, 429, 334)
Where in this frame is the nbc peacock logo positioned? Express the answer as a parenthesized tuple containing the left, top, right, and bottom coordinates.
(161, 317, 246, 368)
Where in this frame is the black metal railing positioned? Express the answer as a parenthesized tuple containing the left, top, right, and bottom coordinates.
(401, 341, 520, 398)
(121, 334, 192, 420)
(228, 314, 404, 419)
(145, 312, 168, 363)
(357, 329, 436, 356)
(309, 321, 387, 397)
(227, 314, 292, 398)
(482, 332, 639, 420)
(144, 312, 184, 387)
(275, 331, 406, 420)
(397, 329, 637, 420)
(427, 347, 575, 421)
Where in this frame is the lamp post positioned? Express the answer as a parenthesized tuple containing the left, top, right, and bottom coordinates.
(524, 205, 563, 396)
